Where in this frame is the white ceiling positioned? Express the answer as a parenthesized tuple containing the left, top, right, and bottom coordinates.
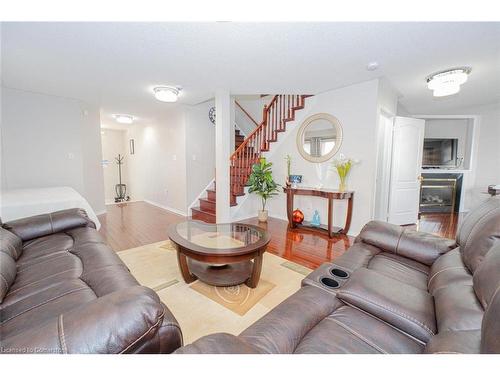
(2, 22, 499, 125)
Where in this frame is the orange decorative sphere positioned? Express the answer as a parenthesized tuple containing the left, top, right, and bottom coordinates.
(292, 209, 304, 224)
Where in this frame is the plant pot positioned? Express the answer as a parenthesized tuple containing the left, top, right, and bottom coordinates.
(258, 210, 268, 222)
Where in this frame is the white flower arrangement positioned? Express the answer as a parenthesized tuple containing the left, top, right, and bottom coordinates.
(330, 154, 360, 191)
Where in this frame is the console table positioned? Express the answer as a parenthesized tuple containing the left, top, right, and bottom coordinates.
(284, 187, 354, 238)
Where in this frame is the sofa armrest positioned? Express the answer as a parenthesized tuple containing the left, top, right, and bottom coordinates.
(424, 330, 481, 354)
(356, 220, 456, 266)
(1, 286, 182, 354)
(337, 268, 436, 343)
(2, 208, 96, 242)
(175, 333, 260, 354)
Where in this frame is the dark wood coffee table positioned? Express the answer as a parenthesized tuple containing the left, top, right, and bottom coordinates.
(167, 221, 270, 288)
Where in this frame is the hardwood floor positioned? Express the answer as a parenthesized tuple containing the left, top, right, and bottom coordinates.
(410, 212, 462, 240)
(98, 201, 461, 269)
(238, 216, 353, 269)
(98, 201, 185, 251)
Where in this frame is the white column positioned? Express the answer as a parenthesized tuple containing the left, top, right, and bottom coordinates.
(215, 89, 233, 223)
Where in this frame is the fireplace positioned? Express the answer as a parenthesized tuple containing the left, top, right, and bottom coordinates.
(420, 173, 463, 214)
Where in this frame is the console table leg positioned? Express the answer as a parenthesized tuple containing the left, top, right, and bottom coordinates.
(286, 190, 296, 229)
(342, 197, 354, 235)
(176, 250, 197, 284)
(246, 252, 263, 288)
(328, 198, 333, 238)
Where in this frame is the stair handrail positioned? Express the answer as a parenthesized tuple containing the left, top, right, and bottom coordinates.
(235, 100, 260, 127)
(229, 94, 308, 197)
(230, 100, 274, 161)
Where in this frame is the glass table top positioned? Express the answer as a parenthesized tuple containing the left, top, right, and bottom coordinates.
(173, 221, 266, 250)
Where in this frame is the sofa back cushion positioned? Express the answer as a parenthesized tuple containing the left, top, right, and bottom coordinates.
(0, 227, 23, 260)
(481, 286, 500, 353)
(471, 244, 500, 353)
(473, 244, 500, 310)
(0, 252, 17, 303)
(456, 196, 500, 272)
(357, 221, 455, 266)
(2, 208, 95, 242)
(0, 227, 22, 302)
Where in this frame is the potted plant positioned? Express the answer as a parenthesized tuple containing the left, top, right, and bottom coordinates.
(248, 157, 280, 222)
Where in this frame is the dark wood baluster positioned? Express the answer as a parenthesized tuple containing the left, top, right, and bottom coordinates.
(274, 100, 277, 137)
(288, 95, 291, 119)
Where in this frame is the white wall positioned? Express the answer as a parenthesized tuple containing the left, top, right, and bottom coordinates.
(232, 80, 380, 236)
(124, 108, 188, 215)
(1, 87, 105, 213)
(473, 104, 500, 191)
(101, 128, 128, 204)
(373, 78, 399, 220)
(185, 100, 216, 207)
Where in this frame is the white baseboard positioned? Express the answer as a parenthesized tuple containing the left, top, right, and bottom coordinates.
(144, 199, 187, 217)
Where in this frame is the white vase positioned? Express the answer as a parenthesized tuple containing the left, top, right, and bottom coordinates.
(258, 210, 268, 222)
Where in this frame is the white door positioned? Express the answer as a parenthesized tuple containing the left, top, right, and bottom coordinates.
(387, 116, 425, 225)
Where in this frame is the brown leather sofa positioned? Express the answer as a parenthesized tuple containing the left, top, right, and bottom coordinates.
(176, 197, 500, 354)
(0, 208, 182, 354)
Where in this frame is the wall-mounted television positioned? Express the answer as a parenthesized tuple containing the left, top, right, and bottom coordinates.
(422, 138, 458, 168)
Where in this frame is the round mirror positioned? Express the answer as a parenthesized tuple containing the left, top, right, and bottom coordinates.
(296, 113, 343, 163)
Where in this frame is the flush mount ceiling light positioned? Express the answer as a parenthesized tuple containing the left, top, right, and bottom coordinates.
(153, 86, 182, 102)
(426, 67, 471, 97)
(113, 114, 134, 124)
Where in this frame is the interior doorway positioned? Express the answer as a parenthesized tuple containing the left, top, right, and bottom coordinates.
(100, 128, 130, 204)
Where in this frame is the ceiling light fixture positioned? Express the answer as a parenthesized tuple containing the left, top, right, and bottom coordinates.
(113, 114, 134, 124)
(427, 67, 471, 97)
(153, 86, 182, 102)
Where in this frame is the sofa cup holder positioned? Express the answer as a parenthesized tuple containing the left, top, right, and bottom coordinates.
(330, 268, 349, 279)
(320, 277, 339, 289)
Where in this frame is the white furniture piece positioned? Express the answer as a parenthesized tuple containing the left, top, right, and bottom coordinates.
(0, 186, 101, 230)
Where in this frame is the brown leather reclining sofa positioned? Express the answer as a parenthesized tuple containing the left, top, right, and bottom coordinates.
(177, 196, 500, 354)
(0, 208, 182, 354)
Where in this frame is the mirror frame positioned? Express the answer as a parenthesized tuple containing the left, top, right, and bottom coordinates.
(296, 113, 343, 163)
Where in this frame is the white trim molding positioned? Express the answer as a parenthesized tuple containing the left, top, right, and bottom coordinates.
(143, 199, 188, 217)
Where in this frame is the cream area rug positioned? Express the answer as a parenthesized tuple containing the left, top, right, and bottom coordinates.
(118, 240, 312, 344)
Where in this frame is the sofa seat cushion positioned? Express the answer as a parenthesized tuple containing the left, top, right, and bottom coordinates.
(294, 306, 424, 354)
(434, 284, 484, 332)
(239, 286, 343, 353)
(337, 268, 436, 343)
(0, 279, 97, 338)
(367, 253, 429, 291)
(428, 248, 472, 295)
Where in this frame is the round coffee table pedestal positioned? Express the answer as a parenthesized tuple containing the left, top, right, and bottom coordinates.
(188, 259, 252, 287)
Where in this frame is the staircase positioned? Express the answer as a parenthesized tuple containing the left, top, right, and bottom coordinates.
(191, 129, 244, 223)
(191, 95, 311, 223)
